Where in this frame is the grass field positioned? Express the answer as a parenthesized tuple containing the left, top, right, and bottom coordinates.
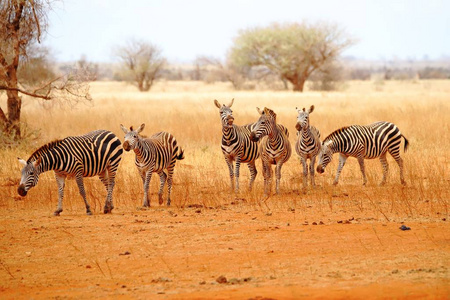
(0, 80, 449, 298)
(2, 80, 449, 218)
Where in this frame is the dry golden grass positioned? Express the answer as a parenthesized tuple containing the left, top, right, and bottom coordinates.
(1, 80, 449, 221)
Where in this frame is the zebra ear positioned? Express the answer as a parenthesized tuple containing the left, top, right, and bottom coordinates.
(227, 98, 234, 107)
(137, 123, 145, 133)
(309, 105, 315, 113)
(214, 99, 221, 109)
(120, 124, 129, 134)
(256, 107, 263, 115)
(18, 158, 27, 166)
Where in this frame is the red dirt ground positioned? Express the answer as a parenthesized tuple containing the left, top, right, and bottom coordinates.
(0, 201, 448, 299)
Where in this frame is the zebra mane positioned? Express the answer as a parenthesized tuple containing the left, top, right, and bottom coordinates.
(27, 139, 64, 163)
(323, 126, 351, 142)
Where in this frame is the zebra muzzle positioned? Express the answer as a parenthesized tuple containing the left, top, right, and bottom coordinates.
(295, 122, 302, 131)
(18, 184, 27, 196)
(316, 165, 325, 174)
(123, 141, 131, 151)
(250, 132, 259, 142)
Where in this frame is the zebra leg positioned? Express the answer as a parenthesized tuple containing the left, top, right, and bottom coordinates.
(379, 154, 389, 186)
(142, 170, 153, 207)
(262, 162, 273, 197)
(247, 161, 258, 191)
(75, 174, 92, 215)
(357, 157, 367, 185)
(300, 156, 308, 189)
(395, 156, 406, 185)
(225, 158, 235, 192)
(166, 165, 176, 206)
(234, 157, 242, 192)
(158, 171, 167, 205)
(310, 156, 316, 187)
(275, 162, 283, 194)
(54, 172, 66, 216)
(333, 154, 348, 185)
(102, 169, 116, 214)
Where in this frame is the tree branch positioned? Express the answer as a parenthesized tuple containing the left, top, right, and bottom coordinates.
(0, 85, 51, 100)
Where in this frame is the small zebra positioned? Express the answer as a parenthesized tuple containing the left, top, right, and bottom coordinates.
(120, 124, 184, 207)
(214, 98, 260, 192)
(295, 105, 321, 188)
(316, 121, 409, 185)
(18, 130, 123, 215)
(250, 107, 291, 197)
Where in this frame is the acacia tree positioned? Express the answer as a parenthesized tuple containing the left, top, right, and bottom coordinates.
(0, 0, 91, 139)
(230, 22, 354, 92)
(114, 39, 166, 92)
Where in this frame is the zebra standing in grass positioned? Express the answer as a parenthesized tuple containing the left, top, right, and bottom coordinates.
(120, 124, 184, 207)
(295, 105, 321, 189)
(18, 130, 123, 215)
(214, 99, 260, 192)
(250, 107, 291, 197)
(316, 121, 409, 185)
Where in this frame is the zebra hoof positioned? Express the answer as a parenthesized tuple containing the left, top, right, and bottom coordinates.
(104, 207, 113, 214)
(53, 210, 62, 216)
(86, 210, 93, 216)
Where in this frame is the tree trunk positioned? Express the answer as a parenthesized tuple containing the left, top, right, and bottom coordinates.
(287, 75, 306, 92)
(6, 89, 22, 138)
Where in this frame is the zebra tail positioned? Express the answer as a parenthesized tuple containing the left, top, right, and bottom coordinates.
(176, 147, 185, 160)
(402, 135, 409, 152)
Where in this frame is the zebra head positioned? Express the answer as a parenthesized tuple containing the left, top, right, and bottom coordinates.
(120, 124, 145, 151)
(17, 157, 41, 196)
(316, 140, 333, 174)
(295, 105, 314, 131)
(250, 107, 276, 142)
(214, 98, 235, 128)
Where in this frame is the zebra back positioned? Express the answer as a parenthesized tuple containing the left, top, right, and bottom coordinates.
(28, 130, 123, 177)
(323, 122, 407, 158)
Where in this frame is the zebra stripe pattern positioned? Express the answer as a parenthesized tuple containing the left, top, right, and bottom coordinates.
(120, 124, 184, 207)
(295, 105, 321, 188)
(316, 121, 409, 185)
(250, 107, 291, 197)
(214, 99, 260, 192)
(18, 130, 123, 215)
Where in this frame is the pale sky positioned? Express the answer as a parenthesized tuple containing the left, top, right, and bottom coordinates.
(44, 0, 450, 63)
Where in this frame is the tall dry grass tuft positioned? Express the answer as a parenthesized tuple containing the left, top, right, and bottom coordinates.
(1, 80, 448, 221)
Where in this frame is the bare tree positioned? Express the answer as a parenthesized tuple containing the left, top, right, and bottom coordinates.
(195, 56, 248, 90)
(114, 39, 166, 92)
(0, 0, 91, 139)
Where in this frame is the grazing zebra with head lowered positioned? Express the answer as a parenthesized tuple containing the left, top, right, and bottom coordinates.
(295, 105, 321, 189)
(120, 124, 184, 207)
(18, 130, 123, 215)
(214, 99, 260, 192)
(316, 121, 409, 185)
(250, 107, 291, 197)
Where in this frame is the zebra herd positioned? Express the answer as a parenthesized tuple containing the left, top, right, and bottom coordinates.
(17, 99, 409, 215)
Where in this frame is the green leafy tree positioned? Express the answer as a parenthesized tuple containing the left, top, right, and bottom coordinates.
(230, 22, 354, 92)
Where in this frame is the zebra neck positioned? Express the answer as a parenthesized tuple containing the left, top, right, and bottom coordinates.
(35, 151, 61, 174)
(134, 139, 145, 160)
(300, 126, 312, 141)
(268, 124, 279, 141)
(326, 139, 339, 154)
(222, 125, 237, 145)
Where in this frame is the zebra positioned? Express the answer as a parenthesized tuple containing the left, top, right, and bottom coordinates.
(316, 121, 409, 186)
(17, 130, 123, 215)
(250, 107, 291, 197)
(120, 124, 184, 207)
(295, 105, 321, 188)
(214, 98, 260, 192)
